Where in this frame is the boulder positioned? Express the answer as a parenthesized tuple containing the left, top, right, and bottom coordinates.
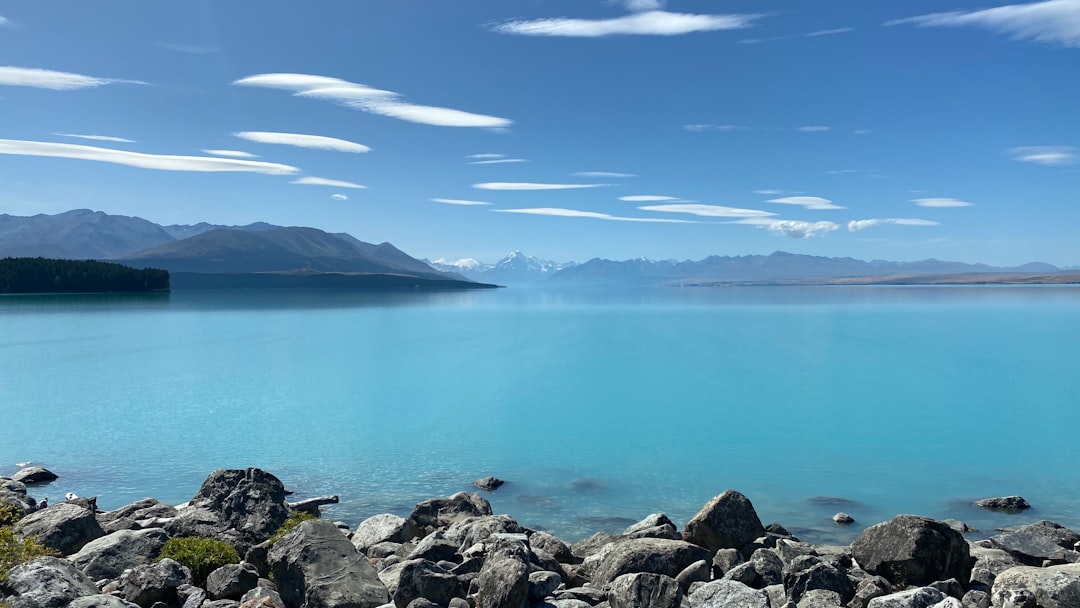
(390, 558, 462, 608)
(783, 555, 856, 605)
(989, 521, 1080, 566)
(122, 558, 193, 607)
(352, 513, 408, 552)
(268, 519, 389, 608)
(682, 490, 766, 555)
(686, 579, 769, 608)
(2, 556, 98, 608)
(991, 563, 1080, 608)
(851, 515, 973, 587)
(973, 496, 1030, 513)
(797, 589, 845, 607)
(849, 576, 892, 608)
(834, 513, 855, 525)
(13, 503, 105, 555)
(866, 587, 946, 608)
(529, 531, 575, 563)
(473, 477, 505, 492)
(961, 589, 990, 608)
(405, 493, 492, 539)
(69, 527, 169, 580)
(475, 542, 530, 608)
(444, 515, 524, 552)
(0, 478, 36, 520)
(178, 584, 207, 608)
(622, 514, 680, 540)
(168, 468, 290, 552)
(67, 595, 141, 608)
(591, 538, 711, 585)
(750, 547, 784, 586)
(607, 572, 682, 608)
(98, 498, 178, 534)
(675, 559, 710, 590)
(528, 570, 561, 600)
(572, 531, 623, 561)
(239, 583, 286, 608)
(11, 466, 58, 485)
(207, 562, 260, 601)
(407, 531, 459, 563)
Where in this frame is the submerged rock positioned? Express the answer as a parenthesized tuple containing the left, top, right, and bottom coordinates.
(473, 476, 505, 492)
(11, 466, 58, 485)
(833, 513, 855, 525)
(974, 496, 1031, 513)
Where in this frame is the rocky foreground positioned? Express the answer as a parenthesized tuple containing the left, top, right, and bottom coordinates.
(2, 468, 1079, 608)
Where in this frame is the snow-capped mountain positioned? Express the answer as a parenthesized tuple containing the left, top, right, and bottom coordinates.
(426, 251, 576, 285)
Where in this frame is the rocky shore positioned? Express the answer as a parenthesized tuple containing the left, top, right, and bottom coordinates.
(2, 467, 1079, 608)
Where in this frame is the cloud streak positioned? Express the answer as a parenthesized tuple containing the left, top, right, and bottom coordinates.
(574, 171, 636, 178)
(913, 198, 974, 208)
(492, 10, 758, 37)
(203, 149, 259, 158)
(807, 27, 853, 37)
(473, 182, 610, 191)
(0, 66, 147, 90)
(640, 203, 775, 218)
(888, 0, 1080, 47)
(331, 194, 348, 201)
(291, 176, 366, 189)
(233, 131, 371, 153)
(493, 207, 694, 223)
(1008, 146, 1078, 166)
(683, 124, 742, 132)
(431, 198, 493, 206)
(767, 196, 845, 210)
(469, 158, 528, 165)
(54, 133, 135, 143)
(848, 218, 939, 231)
(0, 139, 298, 175)
(619, 195, 680, 202)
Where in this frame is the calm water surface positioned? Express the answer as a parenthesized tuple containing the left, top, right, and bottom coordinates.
(2, 286, 1078, 543)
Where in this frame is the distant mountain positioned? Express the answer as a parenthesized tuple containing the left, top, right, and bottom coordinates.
(162, 221, 281, 240)
(548, 251, 1060, 286)
(428, 251, 575, 285)
(0, 209, 175, 259)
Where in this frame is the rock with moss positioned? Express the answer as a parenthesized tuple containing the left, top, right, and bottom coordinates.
(165, 468, 289, 553)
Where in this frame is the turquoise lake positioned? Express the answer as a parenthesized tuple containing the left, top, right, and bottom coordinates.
(2, 286, 1078, 544)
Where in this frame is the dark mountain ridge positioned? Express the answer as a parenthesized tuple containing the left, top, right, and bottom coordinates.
(0, 209, 174, 259)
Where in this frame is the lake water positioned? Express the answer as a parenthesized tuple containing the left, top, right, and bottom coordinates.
(2, 286, 1079, 544)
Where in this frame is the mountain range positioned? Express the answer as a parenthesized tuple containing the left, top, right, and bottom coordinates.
(427, 251, 576, 285)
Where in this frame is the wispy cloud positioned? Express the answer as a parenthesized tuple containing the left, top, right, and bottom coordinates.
(290, 176, 366, 189)
(574, 171, 636, 178)
(683, 124, 742, 132)
(737, 217, 840, 238)
(797, 125, 830, 132)
(233, 131, 370, 153)
(54, 133, 135, 143)
(619, 195, 680, 202)
(470, 158, 528, 165)
(887, 0, 1080, 47)
(473, 182, 610, 191)
(1007, 146, 1078, 166)
(432, 201, 494, 209)
(431, 198, 493, 206)
(492, 10, 758, 37)
(235, 73, 512, 129)
(157, 43, 218, 54)
(807, 27, 853, 37)
(331, 194, 348, 201)
(913, 198, 974, 208)
(493, 207, 694, 223)
(202, 149, 259, 158)
(638, 203, 775, 218)
(848, 218, 939, 231)
(0, 66, 147, 90)
(767, 196, 845, 210)
(0, 139, 297, 174)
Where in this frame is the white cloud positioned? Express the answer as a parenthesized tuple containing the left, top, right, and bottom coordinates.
(235, 73, 512, 129)
(767, 196, 845, 210)
(1007, 146, 1078, 166)
(467, 153, 505, 159)
(233, 131, 371, 153)
(574, 171, 636, 178)
(469, 158, 528, 165)
(736, 217, 840, 238)
(493, 207, 694, 223)
(331, 194, 348, 201)
(638, 203, 775, 218)
(887, 0, 1080, 47)
(492, 10, 757, 37)
(913, 198, 974, 208)
(619, 194, 680, 202)
(0, 66, 147, 90)
(430, 198, 492, 206)
(290, 176, 366, 189)
(848, 218, 940, 231)
(684, 124, 742, 132)
(202, 149, 259, 158)
(0, 139, 298, 175)
(54, 133, 135, 143)
(473, 182, 610, 190)
(807, 28, 853, 37)
(798, 125, 830, 132)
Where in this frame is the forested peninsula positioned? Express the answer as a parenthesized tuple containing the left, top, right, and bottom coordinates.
(0, 257, 170, 294)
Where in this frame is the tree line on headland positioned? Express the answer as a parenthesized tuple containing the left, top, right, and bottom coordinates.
(0, 257, 169, 294)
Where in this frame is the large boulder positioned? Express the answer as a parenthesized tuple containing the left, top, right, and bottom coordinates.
(405, 492, 492, 539)
(608, 572, 682, 608)
(168, 468, 289, 552)
(122, 558, 192, 607)
(11, 466, 58, 485)
(783, 555, 856, 605)
(989, 521, 1080, 566)
(2, 556, 98, 608)
(444, 514, 524, 551)
(683, 490, 766, 555)
(687, 579, 770, 608)
(206, 562, 260, 601)
(991, 563, 1080, 608)
(866, 587, 946, 608)
(68, 595, 141, 608)
(351, 513, 408, 552)
(13, 503, 105, 555)
(98, 498, 178, 533)
(268, 519, 389, 608)
(391, 559, 463, 608)
(591, 538, 711, 585)
(69, 527, 169, 580)
(529, 531, 575, 563)
(851, 515, 973, 587)
(475, 541, 530, 608)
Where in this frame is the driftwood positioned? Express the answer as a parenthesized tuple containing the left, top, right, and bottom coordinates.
(288, 495, 339, 514)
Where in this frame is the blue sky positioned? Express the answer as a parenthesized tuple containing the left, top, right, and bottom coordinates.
(1, 0, 1078, 265)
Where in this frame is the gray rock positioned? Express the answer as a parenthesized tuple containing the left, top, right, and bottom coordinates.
(123, 558, 193, 607)
(529, 570, 562, 600)
(989, 520, 1080, 566)
(764, 583, 787, 608)
(529, 531, 575, 563)
(750, 548, 784, 586)
(368, 541, 405, 559)
(849, 576, 892, 608)
(775, 539, 818, 566)
(0, 478, 36, 520)
(591, 538, 711, 586)
(851, 515, 973, 587)
(475, 542, 530, 608)
(782, 555, 856, 606)
(833, 513, 855, 525)
(268, 519, 389, 608)
(960, 589, 989, 608)
(2, 556, 98, 608)
(711, 547, 744, 576)
(392, 559, 463, 608)
(682, 490, 766, 555)
(11, 466, 58, 485)
(98, 498, 179, 534)
(405, 599, 440, 608)
(722, 561, 759, 586)
(674, 559, 710, 590)
(178, 583, 208, 608)
(931, 598, 964, 608)
(13, 503, 105, 555)
(444, 515, 524, 552)
(624, 514, 677, 536)
(407, 531, 459, 563)
(866, 587, 946, 608)
(572, 531, 624, 561)
(607, 572, 682, 608)
(969, 545, 1021, 578)
(352, 514, 409, 552)
(405, 493, 492, 540)
(928, 578, 963, 599)
(69, 528, 169, 580)
(207, 562, 260, 601)
(991, 563, 1080, 608)
(686, 579, 769, 608)
(797, 589, 844, 607)
(558, 587, 607, 604)
(67, 594, 141, 608)
(203, 601, 242, 608)
(473, 477, 505, 492)
(168, 468, 290, 553)
(973, 496, 1030, 513)
(943, 520, 979, 535)
(239, 583, 286, 608)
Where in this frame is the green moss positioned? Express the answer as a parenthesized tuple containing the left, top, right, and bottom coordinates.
(269, 511, 318, 545)
(0, 525, 59, 582)
(0, 504, 21, 527)
(156, 537, 239, 586)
